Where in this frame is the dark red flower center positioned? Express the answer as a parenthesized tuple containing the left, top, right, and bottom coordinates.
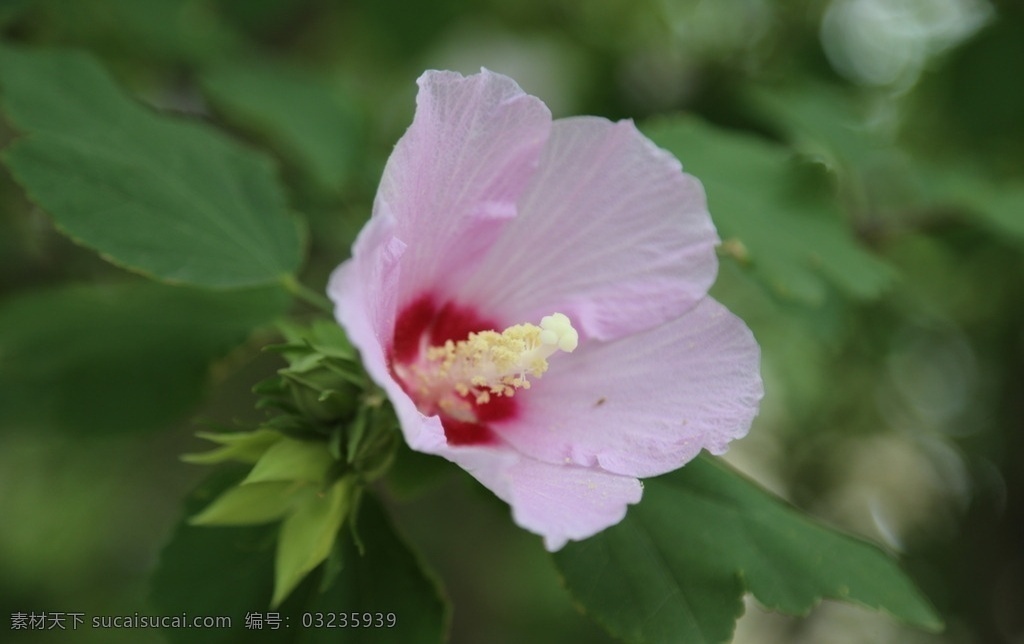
(390, 294, 517, 446)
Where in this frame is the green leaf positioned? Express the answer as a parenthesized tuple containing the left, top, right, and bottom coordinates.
(554, 456, 942, 644)
(744, 83, 878, 174)
(201, 60, 363, 191)
(30, 0, 245, 65)
(741, 82, 923, 246)
(0, 281, 288, 435)
(644, 116, 894, 304)
(151, 474, 449, 643)
(384, 442, 454, 501)
(151, 469, 282, 644)
(0, 46, 304, 288)
(914, 163, 1024, 245)
(744, 82, 1024, 248)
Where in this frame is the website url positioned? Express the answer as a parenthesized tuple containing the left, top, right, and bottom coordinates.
(91, 614, 231, 629)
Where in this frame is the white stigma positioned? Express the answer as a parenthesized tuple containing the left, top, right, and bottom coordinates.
(539, 313, 579, 353)
(414, 312, 579, 411)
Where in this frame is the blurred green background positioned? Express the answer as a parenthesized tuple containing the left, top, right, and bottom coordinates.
(1, 0, 1023, 642)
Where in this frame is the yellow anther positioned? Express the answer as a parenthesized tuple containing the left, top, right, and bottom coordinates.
(414, 313, 578, 407)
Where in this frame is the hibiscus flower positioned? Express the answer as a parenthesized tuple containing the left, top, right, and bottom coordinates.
(329, 69, 763, 550)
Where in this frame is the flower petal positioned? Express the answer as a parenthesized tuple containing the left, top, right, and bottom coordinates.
(377, 69, 552, 308)
(435, 444, 642, 551)
(497, 297, 763, 478)
(330, 223, 448, 453)
(503, 459, 643, 551)
(330, 204, 403, 348)
(417, 442, 640, 551)
(457, 116, 719, 341)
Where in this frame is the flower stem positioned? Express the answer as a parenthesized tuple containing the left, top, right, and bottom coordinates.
(280, 275, 333, 314)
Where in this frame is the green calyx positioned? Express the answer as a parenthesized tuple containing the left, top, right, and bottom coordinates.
(182, 319, 401, 607)
(256, 318, 365, 426)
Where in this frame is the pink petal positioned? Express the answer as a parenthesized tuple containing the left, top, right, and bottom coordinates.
(496, 297, 763, 478)
(376, 69, 552, 309)
(457, 116, 719, 342)
(501, 458, 643, 551)
(331, 258, 458, 455)
(329, 68, 549, 452)
(331, 205, 403, 349)
(329, 221, 451, 453)
(420, 443, 642, 551)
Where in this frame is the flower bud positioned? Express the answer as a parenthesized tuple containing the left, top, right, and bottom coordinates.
(264, 319, 366, 427)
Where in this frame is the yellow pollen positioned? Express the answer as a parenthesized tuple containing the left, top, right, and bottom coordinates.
(416, 313, 578, 409)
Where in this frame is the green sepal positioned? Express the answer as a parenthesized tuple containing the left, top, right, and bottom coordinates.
(344, 404, 370, 464)
(180, 428, 283, 465)
(318, 527, 347, 594)
(346, 486, 367, 557)
(339, 400, 401, 482)
(258, 320, 366, 426)
(181, 318, 404, 608)
(241, 435, 335, 485)
(315, 485, 367, 594)
(272, 476, 354, 607)
(188, 481, 313, 526)
(277, 318, 356, 359)
(260, 414, 317, 438)
(281, 368, 360, 423)
(152, 480, 450, 643)
(359, 412, 401, 481)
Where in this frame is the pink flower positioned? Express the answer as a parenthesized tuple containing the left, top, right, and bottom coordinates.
(329, 69, 763, 550)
